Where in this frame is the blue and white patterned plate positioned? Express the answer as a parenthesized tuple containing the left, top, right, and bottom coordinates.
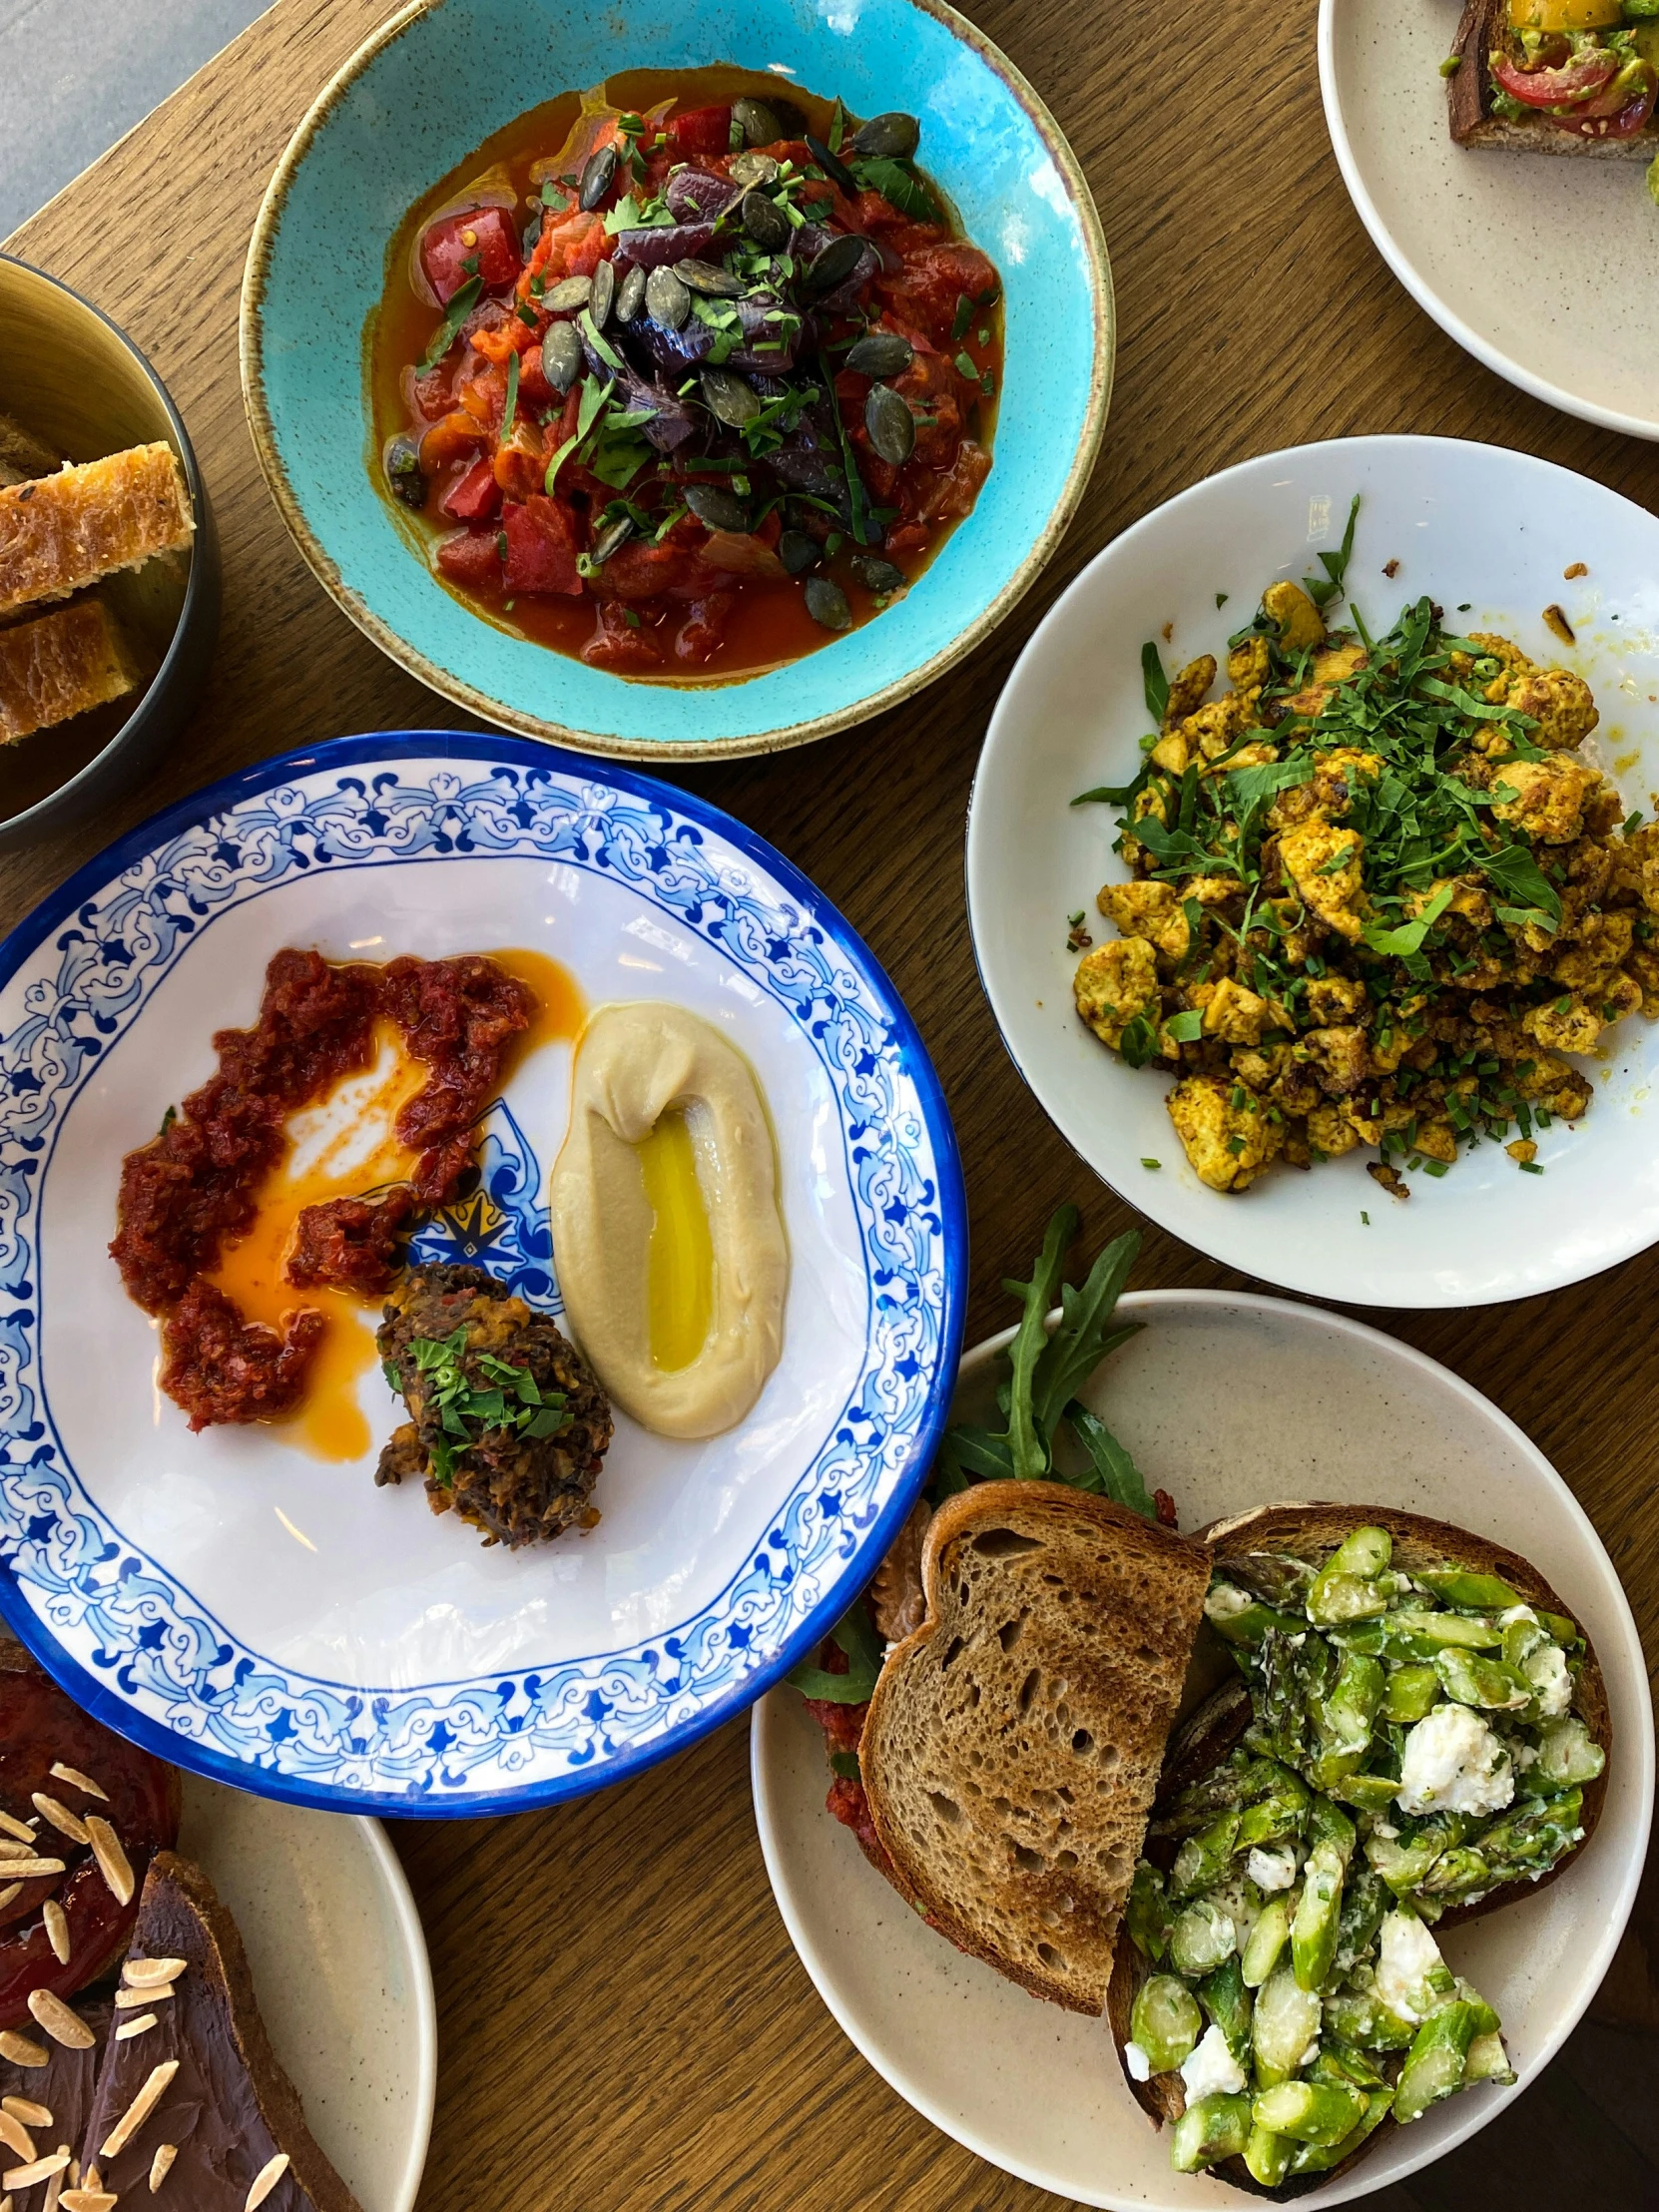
(0, 735, 964, 1815)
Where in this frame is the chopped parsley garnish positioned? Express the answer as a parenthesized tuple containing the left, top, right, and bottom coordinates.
(401, 1328, 570, 1486)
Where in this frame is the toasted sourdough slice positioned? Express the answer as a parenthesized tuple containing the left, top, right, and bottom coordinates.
(0, 597, 137, 743)
(80, 1853, 363, 2211)
(1107, 1501, 1613, 2201)
(0, 443, 194, 618)
(859, 1482, 1212, 2013)
(1448, 0, 1657, 156)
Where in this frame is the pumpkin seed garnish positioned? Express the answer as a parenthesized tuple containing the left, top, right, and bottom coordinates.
(864, 383, 915, 467)
(684, 483, 751, 534)
(845, 330, 912, 379)
(577, 144, 618, 213)
(732, 96, 784, 148)
(802, 233, 865, 296)
(541, 322, 583, 394)
(851, 111, 921, 160)
(804, 577, 852, 631)
(699, 367, 761, 428)
(677, 259, 746, 299)
(615, 264, 647, 323)
(779, 529, 820, 575)
(645, 266, 691, 330)
(542, 275, 592, 313)
(589, 256, 616, 328)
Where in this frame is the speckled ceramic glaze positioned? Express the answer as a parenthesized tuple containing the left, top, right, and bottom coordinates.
(1322, 0, 1659, 441)
(752, 1293, 1654, 2210)
(240, 0, 1112, 759)
(178, 1775, 434, 2211)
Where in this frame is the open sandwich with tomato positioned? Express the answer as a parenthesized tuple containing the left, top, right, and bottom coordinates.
(0, 1639, 363, 2210)
(790, 1212, 1611, 2195)
(1448, 0, 1659, 190)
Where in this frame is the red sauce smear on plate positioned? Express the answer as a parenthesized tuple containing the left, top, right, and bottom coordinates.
(109, 947, 534, 1431)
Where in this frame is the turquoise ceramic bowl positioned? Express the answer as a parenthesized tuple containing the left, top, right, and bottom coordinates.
(241, 0, 1112, 760)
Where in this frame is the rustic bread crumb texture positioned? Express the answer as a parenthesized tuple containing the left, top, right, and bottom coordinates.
(860, 1482, 1211, 2014)
(0, 444, 194, 617)
(0, 598, 135, 742)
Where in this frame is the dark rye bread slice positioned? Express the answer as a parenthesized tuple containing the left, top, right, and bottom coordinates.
(1449, 0, 1658, 155)
(1106, 1501, 1613, 2200)
(80, 1854, 362, 2212)
(859, 1482, 1212, 2013)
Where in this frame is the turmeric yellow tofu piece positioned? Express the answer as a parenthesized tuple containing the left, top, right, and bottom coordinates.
(1074, 935, 1161, 1052)
(1278, 819, 1367, 939)
(1097, 879, 1190, 963)
(1491, 756, 1600, 844)
(1166, 1074, 1284, 1192)
(1262, 580, 1326, 654)
(1198, 975, 1269, 1046)
(1468, 635, 1598, 750)
(1163, 654, 1217, 728)
(1286, 643, 1368, 719)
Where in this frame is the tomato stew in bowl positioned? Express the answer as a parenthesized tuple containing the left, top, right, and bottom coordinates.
(369, 70, 1003, 682)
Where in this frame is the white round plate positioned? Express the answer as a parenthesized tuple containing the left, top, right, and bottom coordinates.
(0, 734, 963, 1814)
(1320, 0, 1659, 440)
(178, 1773, 434, 2211)
(751, 1290, 1654, 2209)
(967, 433, 1659, 1307)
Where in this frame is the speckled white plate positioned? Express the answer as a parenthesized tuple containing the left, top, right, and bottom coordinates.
(1321, 0, 1659, 439)
(177, 1774, 434, 2211)
(751, 1291, 1654, 2210)
(967, 434, 1659, 1307)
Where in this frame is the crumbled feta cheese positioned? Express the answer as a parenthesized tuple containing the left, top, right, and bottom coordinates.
(1524, 1641, 1572, 1718)
(1374, 1911, 1446, 2024)
(1248, 1843, 1298, 1893)
(1299, 2040, 1322, 2069)
(1512, 1741, 1537, 1770)
(1180, 2024, 1246, 2103)
(1124, 2040, 1152, 2083)
(1397, 1702, 1514, 1818)
(1498, 1604, 1537, 1628)
(1205, 1582, 1252, 1621)
(1373, 1820, 1398, 1839)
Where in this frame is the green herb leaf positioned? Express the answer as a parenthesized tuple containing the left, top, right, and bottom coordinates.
(1142, 640, 1170, 726)
(1065, 1400, 1156, 1518)
(1361, 881, 1454, 959)
(1474, 843, 1562, 931)
(1164, 1008, 1204, 1043)
(998, 1205, 1079, 1479)
(850, 156, 939, 222)
(419, 276, 483, 372)
(500, 348, 520, 448)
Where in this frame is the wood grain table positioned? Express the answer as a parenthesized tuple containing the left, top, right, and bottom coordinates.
(5, 2, 1657, 2206)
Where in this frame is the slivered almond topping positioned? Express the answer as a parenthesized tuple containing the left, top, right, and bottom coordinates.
(100, 2059, 178, 2160)
(122, 1957, 186, 1990)
(0, 2033, 48, 2068)
(0, 2117, 32, 2166)
(115, 1984, 173, 2009)
(3, 2154, 68, 2190)
(245, 2152, 290, 2210)
(59, 2193, 116, 2212)
(26, 1991, 94, 2051)
(0, 1811, 35, 1844)
(2, 2102, 52, 2131)
(0, 2192, 11, 2211)
(82, 1819, 133, 1909)
(115, 2013, 158, 2041)
(42, 2150, 69, 2212)
(41, 1901, 69, 1965)
(30, 1797, 89, 1849)
(0, 1888, 20, 1913)
(47, 1766, 107, 1804)
(0, 1840, 37, 1861)
(149, 2144, 177, 2193)
(83, 2169, 97, 2192)
(0, 1860, 65, 1881)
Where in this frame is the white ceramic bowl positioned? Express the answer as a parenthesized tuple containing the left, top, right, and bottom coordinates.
(967, 434, 1659, 1307)
(179, 1776, 434, 2210)
(1320, 0, 1659, 441)
(751, 1290, 1653, 2209)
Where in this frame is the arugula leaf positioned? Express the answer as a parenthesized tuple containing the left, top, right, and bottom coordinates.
(1029, 1229, 1143, 1441)
(1226, 758, 1312, 823)
(1305, 493, 1361, 610)
(418, 276, 482, 372)
(1118, 1011, 1160, 1068)
(851, 156, 939, 222)
(1361, 880, 1454, 958)
(1065, 1401, 1156, 1519)
(1474, 842, 1562, 930)
(1142, 640, 1170, 726)
(999, 1205, 1078, 1478)
(786, 1595, 883, 1702)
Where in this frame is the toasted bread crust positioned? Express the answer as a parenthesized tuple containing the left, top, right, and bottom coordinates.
(861, 1483, 1211, 2013)
(1448, 0, 1658, 155)
(1106, 1502, 1613, 2199)
(0, 597, 137, 743)
(0, 443, 194, 617)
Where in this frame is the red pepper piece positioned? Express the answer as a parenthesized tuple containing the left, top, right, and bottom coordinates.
(436, 526, 504, 590)
(501, 495, 584, 596)
(440, 456, 503, 524)
(664, 104, 733, 159)
(421, 206, 522, 305)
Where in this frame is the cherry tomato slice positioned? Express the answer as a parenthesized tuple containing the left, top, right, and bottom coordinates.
(1491, 49, 1618, 108)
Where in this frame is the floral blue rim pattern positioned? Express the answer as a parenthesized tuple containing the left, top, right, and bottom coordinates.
(0, 734, 965, 1815)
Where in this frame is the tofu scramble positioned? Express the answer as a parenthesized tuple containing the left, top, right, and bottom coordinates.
(1072, 523, 1656, 1194)
(1125, 1526, 1604, 2183)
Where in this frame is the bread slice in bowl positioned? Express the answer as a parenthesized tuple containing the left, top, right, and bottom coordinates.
(1448, 0, 1659, 158)
(858, 1480, 1212, 2013)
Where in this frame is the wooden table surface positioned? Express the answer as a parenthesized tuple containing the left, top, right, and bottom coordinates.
(6, 1, 1657, 2205)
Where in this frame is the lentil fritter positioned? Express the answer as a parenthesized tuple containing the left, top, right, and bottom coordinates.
(377, 1263, 613, 1547)
(1073, 520, 1653, 1194)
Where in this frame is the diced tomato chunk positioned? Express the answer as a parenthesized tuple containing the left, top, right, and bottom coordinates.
(589, 542, 690, 601)
(501, 495, 584, 596)
(879, 241, 998, 347)
(422, 207, 522, 304)
(674, 592, 735, 665)
(420, 408, 489, 471)
(665, 105, 732, 158)
(582, 600, 666, 671)
(436, 527, 503, 589)
(440, 457, 502, 524)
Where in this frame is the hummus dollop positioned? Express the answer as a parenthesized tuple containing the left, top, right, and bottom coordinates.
(550, 1002, 788, 1438)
